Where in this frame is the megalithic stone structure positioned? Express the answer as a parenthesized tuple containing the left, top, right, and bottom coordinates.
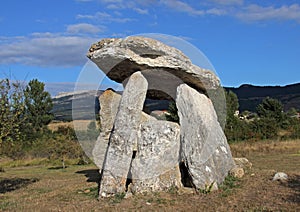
(88, 36, 235, 197)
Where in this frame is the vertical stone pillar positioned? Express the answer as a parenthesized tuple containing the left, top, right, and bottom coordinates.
(99, 71, 148, 196)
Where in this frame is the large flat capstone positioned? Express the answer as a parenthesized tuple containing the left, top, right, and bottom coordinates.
(87, 36, 220, 98)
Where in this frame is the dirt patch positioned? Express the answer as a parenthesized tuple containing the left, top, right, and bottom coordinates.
(0, 140, 299, 211)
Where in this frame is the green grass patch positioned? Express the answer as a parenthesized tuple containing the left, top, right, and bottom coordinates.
(167, 185, 178, 194)
(77, 186, 99, 199)
(219, 175, 240, 197)
(289, 153, 300, 156)
(198, 182, 215, 194)
(0, 158, 84, 169)
(107, 192, 126, 204)
(0, 200, 17, 211)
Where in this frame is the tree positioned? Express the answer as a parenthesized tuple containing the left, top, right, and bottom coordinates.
(254, 97, 288, 139)
(0, 79, 26, 144)
(226, 90, 239, 119)
(224, 90, 256, 142)
(225, 90, 239, 131)
(24, 79, 53, 133)
(256, 97, 284, 121)
(166, 101, 179, 123)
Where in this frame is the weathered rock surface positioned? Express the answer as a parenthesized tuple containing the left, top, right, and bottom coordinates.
(92, 89, 121, 169)
(229, 167, 245, 178)
(234, 158, 252, 170)
(131, 119, 181, 193)
(273, 172, 288, 181)
(176, 84, 235, 189)
(99, 71, 148, 196)
(88, 37, 234, 197)
(87, 36, 220, 98)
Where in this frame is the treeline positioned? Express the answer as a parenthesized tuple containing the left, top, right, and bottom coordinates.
(166, 90, 300, 143)
(1, 78, 299, 161)
(225, 91, 300, 142)
(0, 78, 87, 161)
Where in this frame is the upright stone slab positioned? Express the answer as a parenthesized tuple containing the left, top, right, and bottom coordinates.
(99, 71, 148, 197)
(92, 89, 121, 169)
(176, 84, 234, 189)
(130, 119, 181, 193)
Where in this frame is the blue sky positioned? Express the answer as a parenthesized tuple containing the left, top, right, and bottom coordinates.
(0, 0, 300, 91)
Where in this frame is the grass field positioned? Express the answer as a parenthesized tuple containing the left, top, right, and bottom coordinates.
(0, 140, 299, 211)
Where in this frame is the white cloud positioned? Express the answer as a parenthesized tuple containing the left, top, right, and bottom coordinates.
(77, 12, 135, 23)
(67, 23, 105, 34)
(114, 11, 123, 16)
(236, 4, 300, 23)
(111, 32, 128, 37)
(106, 4, 123, 9)
(206, 8, 227, 15)
(210, 0, 243, 6)
(75, 0, 300, 24)
(76, 14, 94, 19)
(0, 34, 98, 67)
(160, 0, 229, 16)
(161, 0, 204, 16)
(133, 7, 149, 14)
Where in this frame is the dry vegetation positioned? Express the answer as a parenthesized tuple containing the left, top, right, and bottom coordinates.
(48, 120, 93, 132)
(0, 140, 299, 211)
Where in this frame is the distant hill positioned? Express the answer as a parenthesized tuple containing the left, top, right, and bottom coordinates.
(51, 90, 170, 121)
(225, 83, 300, 112)
(51, 83, 300, 121)
(52, 90, 102, 121)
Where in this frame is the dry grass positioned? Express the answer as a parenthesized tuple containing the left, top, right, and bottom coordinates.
(0, 140, 299, 211)
(48, 120, 93, 131)
(0, 157, 81, 169)
(230, 139, 300, 157)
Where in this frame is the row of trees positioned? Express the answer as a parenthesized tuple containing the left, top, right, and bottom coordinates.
(0, 78, 95, 161)
(0, 78, 74, 159)
(225, 91, 300, 142)
(1, 78, 299, 159)
(166, 89, 300, 142)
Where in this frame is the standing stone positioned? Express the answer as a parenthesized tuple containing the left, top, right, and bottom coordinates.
(176, 84, 234, 189)
(130, 119, 181, 193)
(92, 89, 121, 169)
(99, 71, 148, 197)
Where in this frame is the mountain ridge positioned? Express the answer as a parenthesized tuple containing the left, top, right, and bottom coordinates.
(51, 82, 300, 121)
(225, 82, 300, 112)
